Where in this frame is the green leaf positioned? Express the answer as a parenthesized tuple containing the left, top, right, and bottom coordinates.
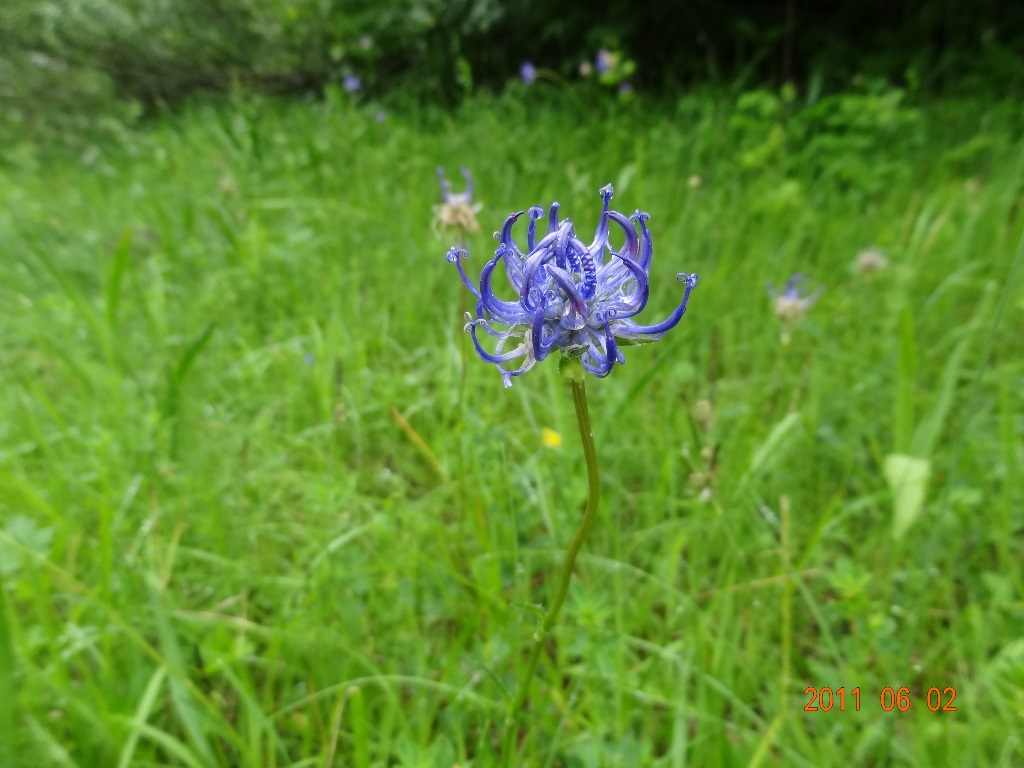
(0, 516, 53, 575)
(884, 454, 931, 539)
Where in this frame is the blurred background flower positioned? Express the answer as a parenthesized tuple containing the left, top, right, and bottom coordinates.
(520, 61, 537, 85)
(434, 166, 483, 237)
(856, 247, 888, 273)
(596, 49, 617, 75)
(768, 273, 822, 322)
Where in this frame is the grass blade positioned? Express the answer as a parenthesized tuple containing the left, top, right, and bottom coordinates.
(116, 667, 167, 768)
(105, 228, 133, 332)
(912, 282, 994, 459)
(0, 570, 16, 766)
(164, 322, 216, 459)
(348, 686, 370, 768)
(112, 717, 209, 768)
(147, 575, 218, 767)
(737, 411, 802, 494)
(894, 308, 916, 454)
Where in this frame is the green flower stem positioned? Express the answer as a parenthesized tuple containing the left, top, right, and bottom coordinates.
(501, 375, 600, 765)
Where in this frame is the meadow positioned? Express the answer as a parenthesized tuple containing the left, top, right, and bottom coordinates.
(1, 85, 1022, 767)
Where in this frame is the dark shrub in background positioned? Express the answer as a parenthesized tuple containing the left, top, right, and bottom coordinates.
(2, 0, 1022, 135)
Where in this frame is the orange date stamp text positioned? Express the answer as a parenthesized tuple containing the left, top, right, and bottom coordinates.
(803, 686, 957, 712)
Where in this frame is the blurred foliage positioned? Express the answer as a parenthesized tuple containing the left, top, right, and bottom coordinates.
(727, 80, 924, 197)
(1, 0, 1022, 139)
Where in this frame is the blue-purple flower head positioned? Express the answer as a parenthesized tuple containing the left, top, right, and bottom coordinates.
(520, 61, 537, 85)
(768, 273, 822, 321)
(447, 184, 698, 387)
(596, 49, 617, 74)
(434, 167, 482, 235)
(343, 74, 361, 93)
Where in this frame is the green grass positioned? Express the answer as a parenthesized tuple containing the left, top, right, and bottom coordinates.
(1, 86, 1022, 767)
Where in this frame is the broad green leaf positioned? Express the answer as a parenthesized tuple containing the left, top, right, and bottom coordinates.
(884, 454, 931, 539)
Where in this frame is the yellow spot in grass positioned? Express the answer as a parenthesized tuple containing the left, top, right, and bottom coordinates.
(541, 428, 562, 449)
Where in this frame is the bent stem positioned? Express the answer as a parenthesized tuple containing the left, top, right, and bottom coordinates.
(500, 375, 600, 765)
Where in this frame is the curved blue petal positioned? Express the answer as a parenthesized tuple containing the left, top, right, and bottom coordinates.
(784, 273, 804, 298)
(499, 361, 534, 388)
(530, 310, 546, 361)
(588, 184, 614, 265)
(545, 265, 588, 329)
(496, 212, 526, 289)
(496, 243, 524, 292)
(581, 325, 617, 377)
(631, 211, 653, 270)
(613, 273, 698, 337)
(437, 167, 452, 203)
(568, 233, 598, 299)
(465, 314, 505, 338)
(498, 210, 525, 250)
(467, 321, 527, 364)
(596, 253, 649, 319)
(527, 206, 544, 251)
(446, 247, 482, 298)
(606, 211, 640, 262)
(554, 221, 579, 272)
(520, 223, 571, 310)
(547, 202, 560, 235)
(595, 212, 642, 290)
(459, 167, 474, 201)
(480, 253, 532, 323)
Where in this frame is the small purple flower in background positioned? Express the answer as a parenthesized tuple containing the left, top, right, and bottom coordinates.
(343, 74, 361, 93)
(434, 166, 483, 236)
(447, 183, 699, 387)
(520, 62, 537, 85)
(768, 274, 822, 322)
(596, 49, 616, 75)
(618, 82, 633, 95)
(374, 111, 387, 123)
